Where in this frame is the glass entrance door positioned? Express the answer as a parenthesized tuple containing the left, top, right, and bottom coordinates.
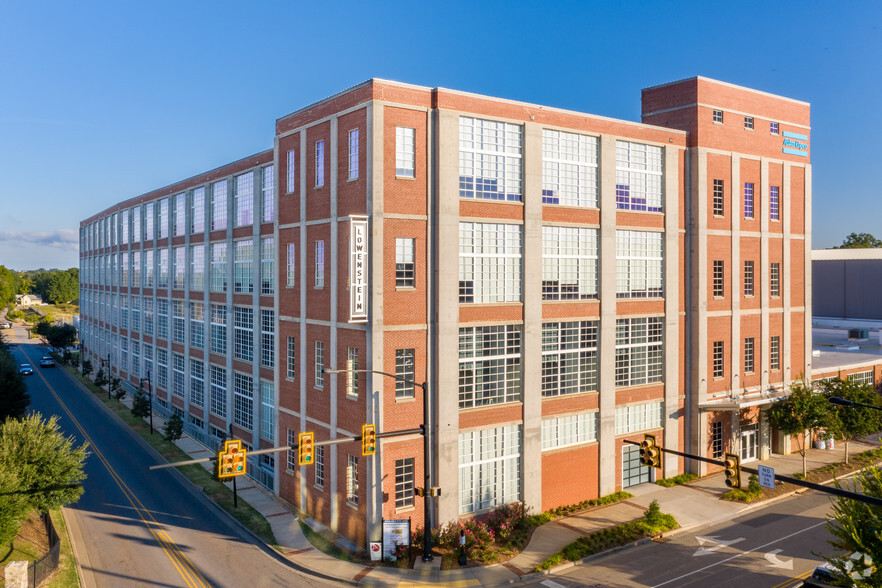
(741, 425, 758, 462)
(622, 444, 651, 488)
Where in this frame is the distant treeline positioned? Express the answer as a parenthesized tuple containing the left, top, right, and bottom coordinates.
(0, 267, 79, 307)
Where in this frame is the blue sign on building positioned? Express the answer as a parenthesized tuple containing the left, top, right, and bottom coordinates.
(782, 131, 808, 157)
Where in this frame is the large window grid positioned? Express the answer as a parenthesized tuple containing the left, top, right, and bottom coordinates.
(346, 347, 359, 397)
(157, 248, 169, 289)
(156, 299, 169, 340)
(234, 172, 254, 228)
(541, 129, 598, 206)
(210, 243, 227, 292)
(615, 141, 663, 212)
(459, 222, 522, 303)
(395, 458, 415, 509)
(614, 402, 664, 435)
(315, 446, 324, 488)
(172, 300, 185, 344)
(143, 298, 154, 336)
(233, 372, 254, 430)
(174, 193, 186, 236)
(286, 243, 295, 287)
(211, 181, 228, 231)
(616, 231, 663, 298)
(711, 421, 724, 459)
(191, 187, 205, 234)
(144, 203, 155, 241)
(261, 237, 274, 295)
(459, 425, 521, 514)
(542, 226, 598, 300)
(144, 250, 154, 288)
(848, 371, 874, 386)
(541, 413, 598, 450)
(132, 207, 141, 243)
(260, 381, 274, 442)
(234, 240, 254, 294)
(190, 244, 205, 290)
(173, 247, 185, 289)
(210, 365, 227, 417)
(233, 307, 253, 362)
(260, 309, 274, 368)
(210, 304, 227, 355)
(156, 348, 168, 391)
(541, 321, 598, 397)
(172, 353, 185, 398)
(158, 198, 168, 240)
(190, 359, 204, 407)
(262, 165, 275, 223)
(190, 302, 204, 349)
(615, 318, 663, 387)
(458, 325, 522, 409)
(459, 117, 522, 201)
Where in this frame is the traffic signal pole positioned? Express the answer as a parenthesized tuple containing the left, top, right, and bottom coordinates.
(624, 439, 882, 507)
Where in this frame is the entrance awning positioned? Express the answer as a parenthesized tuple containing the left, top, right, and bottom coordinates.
(698, 390, 789, 412)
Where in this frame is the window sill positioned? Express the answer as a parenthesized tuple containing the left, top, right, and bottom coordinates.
(396, 175, 416, 181)
(345, 500, 359, 510)
(347, 177, 359, 183)
(346, 394, 358, 401)
(395, 396, 416, 404)
(314, 484, 325, 491)
(396, 286, 416, 291)
(395, 506, 416, 514)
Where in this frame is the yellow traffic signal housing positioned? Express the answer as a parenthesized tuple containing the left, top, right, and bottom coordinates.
(639, 434, 662, 469)
(218, 440, 247, 478)
(724, 452, 741, 488)
(298, 432, 315, 466)
(362, 424, 377, 456)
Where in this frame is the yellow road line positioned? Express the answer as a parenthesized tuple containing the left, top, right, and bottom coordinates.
(769, 568, 811, 588)
(398, 581, 480, 587)
(35, 364, 210, 588)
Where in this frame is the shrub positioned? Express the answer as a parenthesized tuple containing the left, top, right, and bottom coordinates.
(486, 501, 529, 542)
(546, 491, 633, 519)
(722, 474, 763, 502)
(656, 473, 698, 487)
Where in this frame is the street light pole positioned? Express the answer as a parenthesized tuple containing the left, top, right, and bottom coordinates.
(324, 367, 435, 562)
(106, 353, 111, 399)
(829, 396, 882, 411)
(140, 371, 154, 435)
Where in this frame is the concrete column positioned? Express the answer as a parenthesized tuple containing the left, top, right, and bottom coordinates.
(730, 156, 741, 395)
(663, 144, 680, 478)
(760, 159, 770, 390)
(598, 135, 618, 494)
(689, 148, 708, 474)
(804, 164, 812, 377)
(782, 164, 792, 386)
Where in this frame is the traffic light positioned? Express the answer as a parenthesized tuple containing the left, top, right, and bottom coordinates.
(298, 432, 314, 465)
(639, 434, 662, 469)
(218, 440, 247, 478)
(362, 424, 376, 456)
(724, 453, 741, 488)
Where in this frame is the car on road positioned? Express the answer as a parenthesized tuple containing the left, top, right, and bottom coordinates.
(19, 363, 34, 375)
(39, 355, 56, 367)
(803, 562, 851, 587)
(1, 322, 10, 329)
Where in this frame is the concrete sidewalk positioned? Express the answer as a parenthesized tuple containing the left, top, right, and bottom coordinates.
(165, 425, 882, 587)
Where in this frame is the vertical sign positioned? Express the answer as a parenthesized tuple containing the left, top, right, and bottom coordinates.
(350, 217, 369, 323)
(758, 465, 775, 489)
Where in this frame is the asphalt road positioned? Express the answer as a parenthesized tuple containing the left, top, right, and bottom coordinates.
(10, 329, 328, 587)
(527, 490, 837, 588)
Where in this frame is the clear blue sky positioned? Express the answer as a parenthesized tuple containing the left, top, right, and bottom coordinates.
(1, 0, 879, 270)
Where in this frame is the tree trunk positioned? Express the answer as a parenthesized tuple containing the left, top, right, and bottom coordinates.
(845, 438, 850, 465)
(801, 431, 808, 477)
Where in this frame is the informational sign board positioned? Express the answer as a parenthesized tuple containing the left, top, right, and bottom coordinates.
(369, 541, 382, 561)
(758, 465, 775, 489)
(382, 519, 410, 561)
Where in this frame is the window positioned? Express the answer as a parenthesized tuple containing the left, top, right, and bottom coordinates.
(744, 182, 754, 219)
(233, 307, 253, 362)
(459, 222, 522, 303)
(458, 325, 522, 409)
(315, 445, 324, 488)
(190, 302, 204, 349)
(121, 208, 130, 243)
(131, 297, 141, 332)
(770, 336, 780, 371)
(314, 341, 324, 388)
(210, 365, 227, 417)
(395, 349, 415, 399)
(614, 402, 664, 435)
(190, 244, 205, 290)
(191, 187, 205, 234)
(615, 317, 663, 387)
(395, 126, 415, 178)
(315, 141, 325, 188)
(172, 353, 185, 398)
(541, 413, 598, 450)
(744, 116, 754, 130)
(713, 260, 724, 297)
(158, 199, 168, 240)
(156, 348, 167, 390)
(234, 240, 254, 294)
(132, 207, 141, 243)
(458, 424, 521, 514)
(210, 304, 227, 355)
(713, 109, 723, 124)
(713, 341, 724, 378)
(346, 455, 358, 505)
(190, 358, 205, 407)
(233, 372, 253, 430)
(287, 430, 297, 472)
(770, 262, 780, 297)
(542, 226, 598, 300)
(770, 121, 779, 135)
(616, 230, 664, 298)
(770, 186, 780, 221)
(286, 150, 296, 194)
(395, 458, 415, 509)
(156, 299, 169, 340)
(711, 421, 723, 459)
(541, 321, 598, 397)
(744, 261, 754, 296)
(210, 242, 227, 292)
(261, 309, 274, 368)
(348, 129, 359, 180)
(132, 251, 141, 287)
(286, 243, 296, 287)
(174, 193, 186, 237)
(173, 247, 185, 289)
(744, 337, 755, 373)
(172, 300, 185, 344)
(542, 129, 598, 206)
(157, 248, 169, 289)
(346, 347, 358, 397)
(211, 180, 228, 231)
(234, 172, 254, 228)
(713, 179, 724, 216)
(286, 337, 295, 380)
(262, 165, 275, 223)
(848, 371, 874, 386)
(259, 383, 273, 438)
(395, 238, 415, 288)
(616, 141, 663, 212)
(459, 116, 523, 201)
(314, 241, 325, 288)
(143, 298, 154, 335)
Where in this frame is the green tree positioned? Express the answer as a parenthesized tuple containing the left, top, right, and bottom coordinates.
(43, 324, 77, 350)
(822, 378, 882, 464)
(131, 390, 151, 419)
(81, 359, 93, 378)
(0, 459, 27, 545)
(164, 413, 184, 442)
(94, 365, 108, 389)
(0, 266, 18, 307)
(835, 232, 882, 249)
(46, 269, 78, 304)
(0, 345, 30, 421)
(110, 376, 125, 401)
(824, 466, 882, 587)
(0, 414, 87, 544)
(766, 380, 831, 476)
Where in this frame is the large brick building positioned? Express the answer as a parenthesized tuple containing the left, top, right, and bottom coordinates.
(79, 76, 812, 546)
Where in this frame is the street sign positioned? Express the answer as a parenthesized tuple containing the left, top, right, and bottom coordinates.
(758, 465, 775, 489)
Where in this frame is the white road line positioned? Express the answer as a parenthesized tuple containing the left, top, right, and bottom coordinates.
(541, 580, 569, 588)
(652, 520, 828, 587)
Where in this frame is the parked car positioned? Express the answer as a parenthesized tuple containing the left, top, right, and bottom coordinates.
(803, 562, 852, 587)
(1, 322, 10, 329)
(19, 363, 34, 375)
(39, 355, 56, 367)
